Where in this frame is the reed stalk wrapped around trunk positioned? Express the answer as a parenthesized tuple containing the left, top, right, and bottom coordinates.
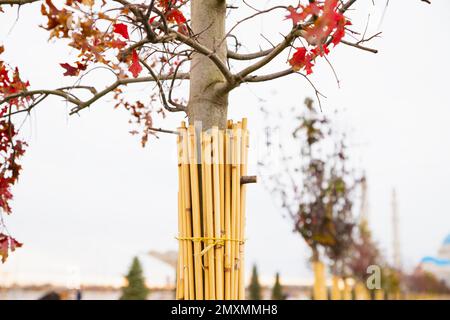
(176, 119, 253, 300)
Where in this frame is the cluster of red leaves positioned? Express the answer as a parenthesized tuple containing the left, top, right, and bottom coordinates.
(0, 46, 27, 262)
(41, 0, 130, 77)
(289, 45, 329, 74)
(40, 0, 188, 80)
(153, 0, 188, 34)
(286, 0, 351, 74)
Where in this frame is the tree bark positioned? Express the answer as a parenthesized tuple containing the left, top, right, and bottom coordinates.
(188, 0, 228, 130)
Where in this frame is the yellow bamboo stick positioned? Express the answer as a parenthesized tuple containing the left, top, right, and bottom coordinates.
(219, 130, 225, 238)
(203, 131, 216, 299)
(233, 122, 242, 299)
(187, 125, 204, 300)
(178, 126, 189, 300)
(212, 127, 224, 299)
(238, 118, 248, 300)
(224, 126, 232, 300)
(219, 129, 226, 299)
(176, 129, 184, 300)
(200, 132, 210, 300)
(230, 122, 237, 299)
(181, 125, 195, 300)
(176, 190, 184, 299)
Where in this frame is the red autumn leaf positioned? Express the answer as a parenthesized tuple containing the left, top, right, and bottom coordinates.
(304, 59, 315, 75)
(128, 50, 142, 78)
(60, 62, 87, 76)
(285, 4, 321, 25)
(113, 23, 129, 40)
(311, 44, 330, 57)
(0, 235, 8, 263)
(285, 6, 303, 25)
(0, 233, 22, 263)
(289, 47, 317, 75)
(289, 47, 308, 71)
(166, 9, 186, 25)
(107, 39, 127, 49)
(10, 237, 23, 252)
(60, 63, 79, 76)
(332, 19, 351, 46)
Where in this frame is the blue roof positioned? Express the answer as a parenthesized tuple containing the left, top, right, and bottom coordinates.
(444, 234, 450, 245)
(421, 256, 450, 267)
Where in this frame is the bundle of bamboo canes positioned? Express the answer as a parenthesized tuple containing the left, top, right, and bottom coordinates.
(175, 119, 253, 300)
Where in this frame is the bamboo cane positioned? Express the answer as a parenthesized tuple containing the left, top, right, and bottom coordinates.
(176, 129, 184, 299)
(219, 130, 226, 299)
(219, 130, 225, 237)
(176, 190, 184, 299)
(178, 126, 188, 299)
(180, 125, 195, 300)
(212, 127, 224, 299)
(230, 122, 238, 299)
(180, 186, 189, 300)
(203, 131, 216, 299)
(200, 132, 210, 300)
(233, 122, 242, 299)
(238, 118, 248, 300)
(224, 125, 232, 300)
(187, 125, 204, 300)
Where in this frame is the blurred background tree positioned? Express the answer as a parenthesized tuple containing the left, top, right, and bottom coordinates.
(404, 268, 450, 295)
(249, 264, 262, 300)
(271, 272, 284, 300)
(260, 98, 360, 298)
(120, 257, 149, 300)
(349, 217, 381, 279)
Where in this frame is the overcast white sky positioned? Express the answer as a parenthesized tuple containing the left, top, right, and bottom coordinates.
(1, 0, 449, 287)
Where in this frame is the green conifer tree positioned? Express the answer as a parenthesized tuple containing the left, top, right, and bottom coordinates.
(120, 257, 149, 300)
(249, 264, 262, 300)
(271, 272, 284, 300)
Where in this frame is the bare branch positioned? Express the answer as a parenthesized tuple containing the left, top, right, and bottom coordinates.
(0, 72, 189, 117)
(173, 30, 234, 84)
(147, 126, 179, 135)
(0, 0, 39, 5)
(244, 68, 294, 83)
(140, 59, 186, 112)
(69, 74, 188, 115)
(0, 90, 83, 108)
(340, 40, 378, 54)
(234, 25, 302, 82)
(227, 49, 273, 61)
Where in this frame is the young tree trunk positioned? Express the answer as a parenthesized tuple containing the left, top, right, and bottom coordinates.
(188, 0, 228, 130)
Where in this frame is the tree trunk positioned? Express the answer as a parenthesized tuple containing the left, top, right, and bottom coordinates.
(188, 0, 228, 130)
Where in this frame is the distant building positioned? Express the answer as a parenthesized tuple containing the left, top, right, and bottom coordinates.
(420, 234, 450, 285)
